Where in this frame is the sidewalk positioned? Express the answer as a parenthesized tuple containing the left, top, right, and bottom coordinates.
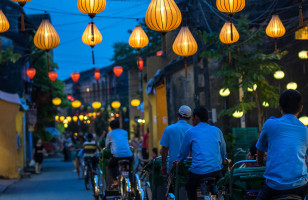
(0, 179, 19, 194)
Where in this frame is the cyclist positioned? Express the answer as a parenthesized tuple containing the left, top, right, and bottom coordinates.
(83, 133, 100, 174)
(256, 90, 308, 199)
(177, 106, 226, 200)
(106, 119, 133, 187)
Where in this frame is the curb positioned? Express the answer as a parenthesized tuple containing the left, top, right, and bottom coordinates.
(0, 179, 19, 195)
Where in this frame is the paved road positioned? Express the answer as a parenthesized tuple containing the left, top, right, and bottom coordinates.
(0, 158, 93, 200)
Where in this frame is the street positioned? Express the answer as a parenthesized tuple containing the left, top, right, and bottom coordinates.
(0, 158, 92, 200)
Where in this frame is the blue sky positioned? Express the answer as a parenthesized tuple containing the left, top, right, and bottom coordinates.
(24, 0, 149, 80)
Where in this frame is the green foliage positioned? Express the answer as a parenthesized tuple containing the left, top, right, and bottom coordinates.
(0, 47, 21, 64)
(200, 16, 286, 130)
(94, 109, 110, 136)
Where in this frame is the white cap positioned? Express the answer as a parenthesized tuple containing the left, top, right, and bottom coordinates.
(178, 105, 192, 118)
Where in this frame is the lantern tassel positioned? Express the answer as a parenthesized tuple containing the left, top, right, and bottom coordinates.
(185, 58, 188, 77)
(47, 53, 50, 71)
(299, 3, 303, 27)
(161, 33, 166, 56)
(229, 50, 232, 63)
(21, 9, 25, 32)
(92, 49, 95, 65)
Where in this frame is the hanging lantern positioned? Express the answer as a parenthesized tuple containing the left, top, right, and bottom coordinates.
(26, 68, 36, 80)
(299, 116, 308, 126)
(94, 68, 100, 81)
(247, 84, 257, 92)
(145, 0, 182, 54)
(79, 115, 84, 121)
(34, 19, 60, 70)
(137, 57, 144, 71)
(0, 10, 10, 52)
(73, 116, 78, 122)
(92, 101, 102, 109)
(219, 88, 230, 97)
(298, 50, 308, 59)
(219, 22, 239, 63)
(52, 97, 61, 106)
(131, 99, 141, 107)
(66, 116, 72, 122)
(55, 115, 59, 122)
(129, 25, 149, 50)
(216, 0, 245, 15)
(113, 66, 123, 78)
(265, 15, 285, 53)
(295, 26, 308, 40)
(71, 72, 80, 83)
(82, 22, 103, 65)
(77, 0, 106, 18)
(48, 71, 58, 82)
(59, 116, 65, 122)
(11, 0, 31, 31)
(72, 100, 82, 108)
(111, 101, 121, 109)
(232, 110, 243, 118)
(172, 26, 198, 77)
(262, 101, 269, 107)
(286, 82, 297, 90)
(273, 70, 285, 79)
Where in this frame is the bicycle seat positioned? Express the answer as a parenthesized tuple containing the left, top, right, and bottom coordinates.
(271, 194, 302, 200)
(118, 160, 130, 165)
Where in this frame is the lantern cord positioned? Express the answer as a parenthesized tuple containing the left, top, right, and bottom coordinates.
(91, 22, 94, 42)
(21, 9, 25, 32)
(185, 57, 188, 77)
(47, 53, 50, 71)
(229, 16, 233, 41)
(161, 33, 166, 56)
(92, 49, 95, 65)
(137, 51, 140, 70)
(299, 1, 303, 27)
(274, 39, 278, 54)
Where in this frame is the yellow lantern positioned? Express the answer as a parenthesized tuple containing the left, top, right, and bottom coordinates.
(87, 120, 91, 124)
(131, 99, 141, 107)
(273, 70, 285, 79)
(299, 116, 308, 126)
(88, 113, 93, 117)
(247, 84, 257, 92)
(92, 101, 102, 109)
(55, 115, 59, 122)
(60, 116, 65, 122)
(0, 10, 10, 52)
(72, 100, 82, 108)
(73, 116, 78, 122)
(66, 116, 72, 122)
(219, 88, 230, 97)
(216, 0, 245, 15)
(172, 26, 198, 77)
(219, 22, 239, 63)
(129, 25, 149, 50)
(262, 101, 269, 107)
(111, 101, 121, 109)
(295, 26, 308, 40)
(64, 124, 68, 128)
(79, 115, 84, 121)
(298, 50, 308, 59)
(52, 97, 62, 106)
(265, 15, 285, 52)
(63, 119, 68, 124)
(77, 0, 106, 18)
(286, 82, 297, 90)
(232, 110, 243, 118)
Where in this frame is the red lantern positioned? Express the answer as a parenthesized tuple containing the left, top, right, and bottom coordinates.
(156, 50, 163, 56)
(113, 66, 123, 78)
(48, 71, 58, 82)
(26, 68, 36, 80)
(71, 72, 80, 83)
(137, 57, 144, 71)
(94, 69, 100, 81)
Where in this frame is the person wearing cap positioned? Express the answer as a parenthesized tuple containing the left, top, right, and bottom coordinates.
(177, 106, 226, 200)
(160, 105, 193, 175)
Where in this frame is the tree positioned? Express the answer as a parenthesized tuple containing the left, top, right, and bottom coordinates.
(0, 47, 21, 64)
(201, 17, 287, 132)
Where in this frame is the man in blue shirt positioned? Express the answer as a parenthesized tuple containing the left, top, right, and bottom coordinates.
(160, 105, 193, 175)
(106, 119, 133, 186)
(256, 90, 308, 199)
(177, 106, 226, 200)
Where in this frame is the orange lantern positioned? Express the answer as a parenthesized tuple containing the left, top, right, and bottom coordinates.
(71, 72, 80, 83)
(48, 71, 58, 82)
(265, 15, 286, 52)
(113, 66, 123, 78)
(77, 0, 106, 19)
(0, 10, 10, 51)
(128, 25, 149, 50)
(94, 69, 100, 81)
(26, 68, 36, 80)
(219, 22, 239, 63)
(137, 57, 144, 71)
(156, 51, 163, 56)
(11, 0, 31, 31)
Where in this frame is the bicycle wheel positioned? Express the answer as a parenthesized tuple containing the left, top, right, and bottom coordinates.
(84, 169, 91, 190)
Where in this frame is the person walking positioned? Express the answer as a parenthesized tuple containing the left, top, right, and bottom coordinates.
(177, 106, 227, 200)
(256, 90, 308, 199)
(32, 139, 46, 174)
(160, 105, 193, 175)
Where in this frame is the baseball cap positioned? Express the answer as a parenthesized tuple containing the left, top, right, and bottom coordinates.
(178, 105, 192, 118)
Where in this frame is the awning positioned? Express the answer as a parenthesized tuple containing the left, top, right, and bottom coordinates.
(0, 90, 21, 105)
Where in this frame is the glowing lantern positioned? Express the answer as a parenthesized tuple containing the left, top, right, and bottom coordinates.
(129, 25, 149, 50)
(87, 120, 91, 124)
(60, 116, 65, 122)
(295, 26, 308, 40)
(113, 66, 123, 78)
(55, 115, 59, 121)
(273, 71, 285, 79)
(265, 15, 285, 52)
(156, 51, 163, 56)
(145, 0, 182, 53)
(94, 69, 100, 81)
(219, 22, 239, 63)
(71, 72, 80, 83)
(286, 82, 297, 90)
(48, 71, 58, 82)
(298, 50, 308, 59)
(219, 88, 230, 97)
(232, 110, 243, 118)
(299, 116, 308, 126)
(216, 0, 245, 15)
(0, 10, 10, 51)
(10, 0, 31, 31)
(73, 116, 78, 122)
(34, 19, 60, 70)
(247, 84, 257, 92)
(72, 100, 82, 108)
(131, 99, 141, 107)
(26, 68, 36, 80)
(92, 101, 102, 109)
(64, 124, 68, 128)
(111, 101, 121, 109)
(79, 115, 84, 121)
(52, 98, 61, 106)
(137, 57, 144, 71)
(82, 22, 103, 65)
(66, 116, 72, 122)
(77, 0, 106, 18)
(262, 101, 269, 107)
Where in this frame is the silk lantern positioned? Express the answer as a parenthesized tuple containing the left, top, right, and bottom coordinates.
(295, 26, 308, 40)
(113, 66, 123, 78)
(286, 82, 297, 90)
(92, 101, 102, 109)
(111, 101, 121, 109)
(72, 100, 82, 108)
(172, 26, 198, 77)
(77, 0, 106, 19)
(219, 22, 239, 63)
(137, 57, 144, 71)
(131, 99, 141, 107)
(73, 116, 78, 122)
(26, 68, 36, 80)
(0, 10, 10, 51)
(48, 71, 58, 82)
(233, 110, 243, 118)
(94, 69, 100, 81)
(273, 70, 285, 79)
(52, 98, 61, 106)
(11, 0, 31, 31)
(265, 15, 285, 53)
(71, 72, 80, 83)
(82, 22, 102, 65)
(219, 88, 230, 97)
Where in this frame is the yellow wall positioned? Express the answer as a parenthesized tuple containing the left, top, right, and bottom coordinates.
(0, 99, 20, 178)
(16, 111, 25, 170)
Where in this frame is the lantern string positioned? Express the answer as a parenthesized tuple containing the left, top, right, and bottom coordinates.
(161, 33, 166, 56)
(299, 0, 303, 27)
(184, 57, 188, 77)
(47, 53, 50, 71)
(21, 9, 25, 32)
(92, 49, 95, 65)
